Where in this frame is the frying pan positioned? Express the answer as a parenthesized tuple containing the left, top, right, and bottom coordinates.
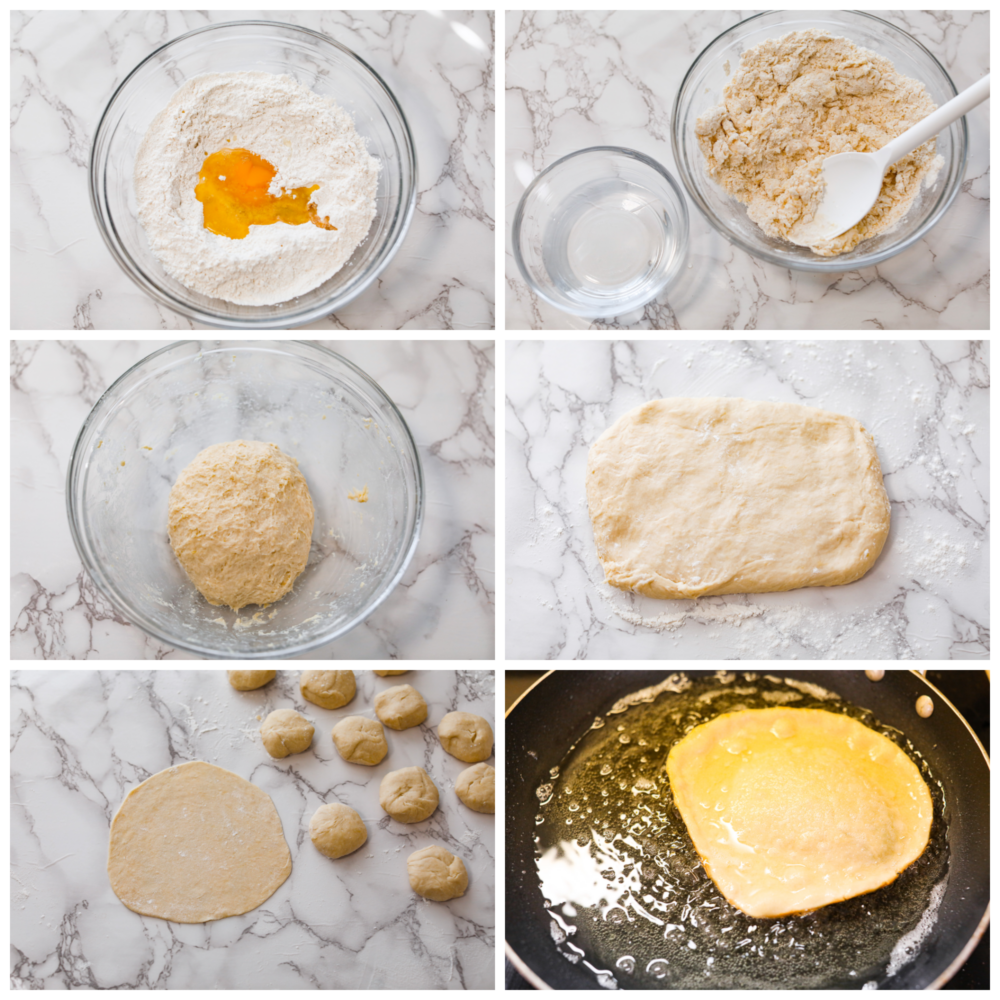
(506, 670, 990, 990)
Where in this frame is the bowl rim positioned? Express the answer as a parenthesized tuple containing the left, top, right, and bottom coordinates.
(512, 144, 691, 317)
(65, 339, 425, 659)
(88, 19, 418, 329)
(670, 9, 969, 272)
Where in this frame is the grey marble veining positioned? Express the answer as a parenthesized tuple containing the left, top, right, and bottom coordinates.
(11, 340, 495, 660)
(506, 340, 989, 660)
(12, 10, 495, 330)
(11, 669, 495, 989)
(505, 10, 990, 330)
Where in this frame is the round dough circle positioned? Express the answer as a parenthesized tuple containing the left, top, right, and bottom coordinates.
(228, 669, 276, 691)
(455, 762, 495, 813)
(438, 711, 494, 762)
(107, 761, 291, 922)
(407, 845, 468, 901)
(332, 716, 388, 765)
(374, 684, 428, 731)
(168, 440, 314, 611)
(374, 670, 408, 676)
(301, 670, 356, 709)
(309, 803, 368, 859)
(379, 766, 439, 823)
(260, 709, 314, 758)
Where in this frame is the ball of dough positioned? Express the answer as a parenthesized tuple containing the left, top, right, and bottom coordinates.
(379, 767, 439, 823)
(438, 712, 493, 762)
(260, 709, 314, 758)
(309, 803, 367, 859)
(332, 716, 388, 765)
(228, 670, 276, 691)
(374, 670, 408, 676)
(407, 845, 468, 901)
(374, 684, 428, 731)
(167, 440, 314, 611)
(300, 670, 356, 709)
(455, 763, 495, 813)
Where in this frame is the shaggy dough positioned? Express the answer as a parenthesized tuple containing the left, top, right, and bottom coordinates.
(168, 440, 314, 611)
(407, 845, 468, 902)
(301, 670, 356, 709)
(260, 709, 314, 758)
(107, 761, 291, 922)
(587, 397, 890, 599)
(309, 803, 368, 859)
(438, 712, 494, 763)
(331, 716, 388, 765)
(228, 669, 276, 691)
(455, 763, 495, 814)
(380, 766, 439, 823)
(374, 684, 428, 731)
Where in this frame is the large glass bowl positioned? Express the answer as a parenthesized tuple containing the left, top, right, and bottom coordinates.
(672, 10, 967, 271)
(66, 341, 423, 658)
(90, 21, 417, 328)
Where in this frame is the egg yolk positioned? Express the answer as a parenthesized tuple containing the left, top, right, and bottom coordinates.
(195, 147, 337, 240)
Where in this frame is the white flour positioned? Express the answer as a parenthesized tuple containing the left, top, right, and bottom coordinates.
(134, 72, 379, 306)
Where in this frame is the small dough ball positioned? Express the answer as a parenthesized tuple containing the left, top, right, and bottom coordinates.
(380, 766, 439, 823)
(261, 709, 315, 758)
(309, 803, 367, 859)
(455, 763, 495, 813)
(228, 670, 276, 691)
(407, 845, 468, 901)
(374, 670, 408, 676)
(374, 684, 428, 731)
(301, 670, 356, 709)
(332, 716, 388, 765)
(438, 711, 494, 762)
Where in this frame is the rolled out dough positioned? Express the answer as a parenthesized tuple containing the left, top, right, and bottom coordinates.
(108, 761, 292, 923)
(586, 397, 890, 599)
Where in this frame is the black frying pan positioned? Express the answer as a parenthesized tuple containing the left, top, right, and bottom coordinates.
(506, 670, 990, 990)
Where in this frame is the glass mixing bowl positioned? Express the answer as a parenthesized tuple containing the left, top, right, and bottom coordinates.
(90, 21, 417, 328)
(672, 10, 967, 271)
(66, 341, 423, 658)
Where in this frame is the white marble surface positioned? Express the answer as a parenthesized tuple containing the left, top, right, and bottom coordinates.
(505, 10, 990, 330)
(12, 340, 495, 659)
(11, 669, 495, 989)
(506, 340, 989, 659)
(12, 10, 495, 330)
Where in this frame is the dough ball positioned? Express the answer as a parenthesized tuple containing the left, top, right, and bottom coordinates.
(455, 763, 495, 813)
(260, 709, 314, 758)
(167, 440, 314, 611)
(301, 670, 356, 709)
(379, 766, 439, 823)
(309, 803, 367, 859)
(438, 712, 494, 762)
(228, 670, 276, 691)
(407, 845, 469, 902)
(374, 670, 408, 676)
(332, 716, 388, 765)
(374, 684, 428, 731)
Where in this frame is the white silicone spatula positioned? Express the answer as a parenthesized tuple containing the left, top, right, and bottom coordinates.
(788, 73, 990, 248)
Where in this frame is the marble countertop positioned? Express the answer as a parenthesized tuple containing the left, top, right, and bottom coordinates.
(12, 10, 494, 330)
(11, 669, 495, 989)
(505, 10, 990, 330)
(12, 340, 495, 660)
(506, 340, 989, 659)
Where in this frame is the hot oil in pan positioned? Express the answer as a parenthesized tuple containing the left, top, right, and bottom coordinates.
(533, 672, 950, 990)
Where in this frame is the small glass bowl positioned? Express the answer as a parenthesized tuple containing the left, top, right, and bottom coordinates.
(90, 21, 417, 328)
(672, 10, 967, 271)
(512, 146, 690, 319)
(66, 341, 423, 659)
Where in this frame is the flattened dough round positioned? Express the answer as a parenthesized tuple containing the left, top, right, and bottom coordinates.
(666, 707, 933, 919)
(107, 761, 292, 923)
(586, 397, 890, 599)
(168, 440, 314, 611)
